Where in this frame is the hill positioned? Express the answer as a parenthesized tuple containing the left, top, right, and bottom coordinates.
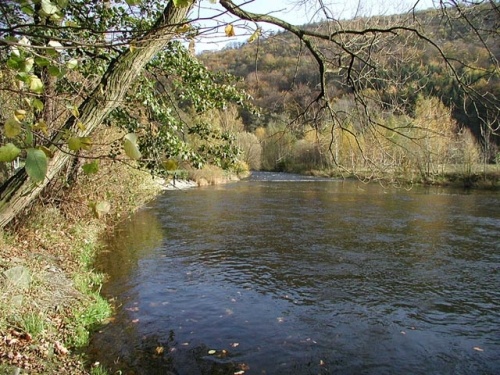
(199, 3, 500, 172)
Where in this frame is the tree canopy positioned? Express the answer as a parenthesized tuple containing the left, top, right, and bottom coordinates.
(1, 0, 499, 227)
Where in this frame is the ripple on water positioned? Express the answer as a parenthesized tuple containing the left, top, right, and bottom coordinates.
(91, 177, 500, 374)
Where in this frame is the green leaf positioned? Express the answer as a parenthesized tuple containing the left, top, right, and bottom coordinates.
(21, 5, 35, 15)
(56, 0, 68, 9)
(67, 137, 82, 151)
(0, 143, 21, 162)
(47, 65, 64, 77)
(4, 116, 22, 138)
(29, 75, 44, 93)
(25, 148, 48, 183)
(34, 57, 50, 67)
(25, 127, 34, 146)
(123, 133, 142, 160)
(33, 99, 44, 112)
(82, 160, 99, 175)
(15, 72, 30, 83)
(21, 58, 34, 73)
(68, 136, 92, 151)
(40, 0, 59, 16)
(172, 0, 190, 7)
(66, 58, 78, 69)
(125, 0, 142, 5)
(7, 57, 21, 70)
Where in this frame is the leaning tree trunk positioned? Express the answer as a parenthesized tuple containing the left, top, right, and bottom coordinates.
(0, 1, 193, 228)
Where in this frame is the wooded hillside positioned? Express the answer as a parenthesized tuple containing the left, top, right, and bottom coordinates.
(200, 4, 500, 169)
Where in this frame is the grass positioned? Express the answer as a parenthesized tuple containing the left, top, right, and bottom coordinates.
(15, 312, 46, 339)
(0, 129, 166, 373)
(89, 364, 110, 375)
(186, 164, 241, 185)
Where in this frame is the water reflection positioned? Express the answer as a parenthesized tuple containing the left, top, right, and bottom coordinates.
(97, 208, 164, 289)
(90, 174, 500, 374)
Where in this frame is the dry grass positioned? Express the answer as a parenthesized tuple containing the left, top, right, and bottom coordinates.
(186, 164, 242, 186)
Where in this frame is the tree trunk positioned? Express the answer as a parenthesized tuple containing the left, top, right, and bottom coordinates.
(0, 1, 193, 228)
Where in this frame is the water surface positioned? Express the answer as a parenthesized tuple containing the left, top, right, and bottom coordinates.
(90, 173, 500, 374)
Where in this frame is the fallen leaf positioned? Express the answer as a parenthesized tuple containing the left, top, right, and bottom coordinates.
(473, 346, 484, 352)
(131, 319, 139, 323)
(208, 349, 217, 355)
(7, 338, 19, 346)
(54, 341, 69, 355)
(155, 346, 164, 355)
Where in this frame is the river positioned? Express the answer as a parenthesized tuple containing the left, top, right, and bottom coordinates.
(89, 172, 500, 375)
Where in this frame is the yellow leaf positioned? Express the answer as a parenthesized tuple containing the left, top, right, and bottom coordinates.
(71, 105, 79, 118)
(80, 137, 92, 150)
(77, 121, 86, 131)
(68, 137, 82, 151)
(176, 24, 191, 33)
(248, 28, 261, 43)
(39, 145, 54, 158)
(155, 346, 164, 355)
(225, 24, 235, 37)
(4, 116, 22, 138)
(15, 109, 27, 121)
(90, 201, 111, 219)
(123, 133, 142, 160)
(33, 120, 48, 135)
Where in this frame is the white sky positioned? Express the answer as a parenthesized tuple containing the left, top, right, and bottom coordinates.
(191, 0, 437, 52)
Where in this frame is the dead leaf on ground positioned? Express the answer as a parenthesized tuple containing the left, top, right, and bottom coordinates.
(155, 346, 164, 355)
(54, 341, 69, 355)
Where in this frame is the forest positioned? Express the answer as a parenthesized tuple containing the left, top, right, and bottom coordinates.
(199, 4, 500, 179)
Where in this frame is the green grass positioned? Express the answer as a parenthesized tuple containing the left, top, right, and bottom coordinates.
(16, 312, 46, 338)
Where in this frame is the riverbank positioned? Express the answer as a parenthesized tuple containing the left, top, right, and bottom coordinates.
(303, 165, 500, 190)
(0, 161, 244, 374)
(0, 160, 165, 374)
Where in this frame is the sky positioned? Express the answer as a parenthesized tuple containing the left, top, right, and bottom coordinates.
(190, 0, 437, 52)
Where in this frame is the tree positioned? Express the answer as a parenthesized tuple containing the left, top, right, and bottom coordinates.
(1, 0, 499, 228)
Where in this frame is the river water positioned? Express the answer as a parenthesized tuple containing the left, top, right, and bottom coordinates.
(89, 172, 500, 375)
